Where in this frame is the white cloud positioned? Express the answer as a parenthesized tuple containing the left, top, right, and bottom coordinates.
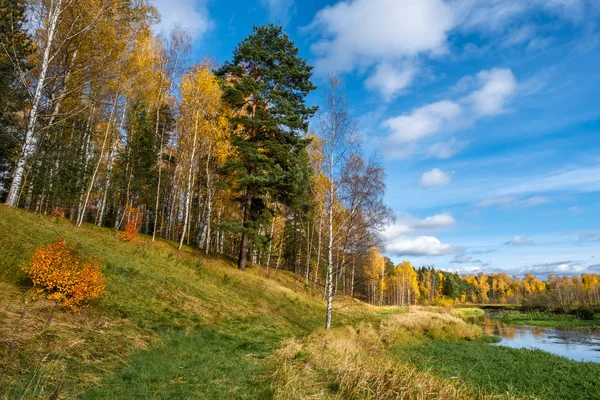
(567, 206, 583, 213)
(383, 101, 462, 143)
(451, 255, 476, 263)
(308, 0, 589, 100)
(382, 68, 516, 155)
(382, 213, 458, 256)
(477, 195, 550, 208)
(413, 213, 456, 229)
(260, 0, 295, 24)
(520, 196, 550, 207)
(443, 264, 485, 275)
(523, 260, 593, 276)
(387, 236, 458, 256)
(151, 0, 213, 39)
(453, 0, 587, 33)
(504, 236, 535, 245)
(382, 213, 456, 239)
(365, 62, 417, 101)
(307, 0, 454, 98)
(503, 25, 536, 47)
(468, 68, 517, 116)
(420, 168, 452, 188)
(427, 139, 469, 159)
(309, 0, 453, 72)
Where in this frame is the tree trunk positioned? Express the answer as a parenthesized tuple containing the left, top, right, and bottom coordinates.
(266, 212, 275, 268)
(325, 166, 334, 329)
(204, 143, 212, 254)
(178, 112, 198, 250)
(6, 0, 62, 207)
(77, 95, 119, 227)
(237, 193, 252, 271)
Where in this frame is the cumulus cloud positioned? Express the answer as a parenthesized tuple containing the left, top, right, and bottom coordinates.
(308, 0, 453, 72)
(307, 0, 589, 99)
(504, 236, 535, 246)
(382, 213, 456, 240)
(383, 101, 462, 143)
(151, 0, 213, 39)
(382, 68, 516, 156)
(522, 260, 594, 276)
(387, 236, 458, 257)
(420, 168, 452, 188)
(412, 213, 456, 229)
(365, 62, 417, 101)
(307, 0, 454, 98)
(468, 68, 517, 116)
(382, 213, 458, 257)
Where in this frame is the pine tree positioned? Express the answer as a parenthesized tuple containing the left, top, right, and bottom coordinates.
(216, 24, 317, 270)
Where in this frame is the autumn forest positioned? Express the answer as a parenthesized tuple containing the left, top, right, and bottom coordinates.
(1, 1, 600, 398)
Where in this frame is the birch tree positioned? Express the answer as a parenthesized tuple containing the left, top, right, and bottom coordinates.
(318, 74, 357, 329)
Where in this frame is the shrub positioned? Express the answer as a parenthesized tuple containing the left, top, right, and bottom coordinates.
(120, 207, 140, 242)
(22, 237, 105, 311)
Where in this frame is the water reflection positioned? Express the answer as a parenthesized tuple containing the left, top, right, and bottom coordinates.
(467, 314, 600, 363)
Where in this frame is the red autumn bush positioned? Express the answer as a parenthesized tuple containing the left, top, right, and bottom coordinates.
(120, 207, 140, 242)
(23, 237, 105, 311)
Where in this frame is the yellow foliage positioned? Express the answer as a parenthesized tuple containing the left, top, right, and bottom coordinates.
(23, 238, 105, 311)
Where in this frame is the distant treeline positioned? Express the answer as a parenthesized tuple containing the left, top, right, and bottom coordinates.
(372, 261, 600, 310)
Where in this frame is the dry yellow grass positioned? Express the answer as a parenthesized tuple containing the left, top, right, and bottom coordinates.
(0, 282, 153, 398)
(381, 309, 482, 343)
(268, 309, 515, 400)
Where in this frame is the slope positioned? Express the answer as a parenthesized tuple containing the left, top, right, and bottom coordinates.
(0, 206, 388, 399)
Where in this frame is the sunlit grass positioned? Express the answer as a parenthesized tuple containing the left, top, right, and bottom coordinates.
(395, 340, 600, 400)
(0, 206, 397, 398)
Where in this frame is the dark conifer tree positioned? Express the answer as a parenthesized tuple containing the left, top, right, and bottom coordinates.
(216, 24, 317, 270)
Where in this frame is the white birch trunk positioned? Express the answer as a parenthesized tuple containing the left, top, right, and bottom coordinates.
(204, 142, 212, 254)
(77, 96, 118, 227)
(6, 0, 63, 206)
(178, 112, 198, 250)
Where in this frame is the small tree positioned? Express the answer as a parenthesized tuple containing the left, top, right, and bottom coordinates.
(121, 207, 140, 242)
(23, 237, 105, 310)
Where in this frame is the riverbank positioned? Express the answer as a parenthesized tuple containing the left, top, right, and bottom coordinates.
(495, 309, 600, 328)
(394, 338, 600, 400)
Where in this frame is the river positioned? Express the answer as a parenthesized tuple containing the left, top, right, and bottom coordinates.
(467, 313, 600, 363)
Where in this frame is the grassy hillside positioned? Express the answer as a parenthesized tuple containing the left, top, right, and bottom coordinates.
(0, 206, 394, 398)
(2, 206, 600, 400)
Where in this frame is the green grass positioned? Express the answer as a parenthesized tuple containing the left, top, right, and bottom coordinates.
(496, 310, 600, 328)
(3, 206, 600, 400)
(0, 206, 395, 399)
(450, 307, 485, 318)
(394, 340, 600, 400)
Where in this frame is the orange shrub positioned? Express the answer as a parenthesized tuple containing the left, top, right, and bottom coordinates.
(50, 207, 66, 218)
(23, 237, 105, 311)
(120, 207, 140, 242)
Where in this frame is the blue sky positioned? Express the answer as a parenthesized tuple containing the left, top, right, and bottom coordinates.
(151, 0, 600, 277)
